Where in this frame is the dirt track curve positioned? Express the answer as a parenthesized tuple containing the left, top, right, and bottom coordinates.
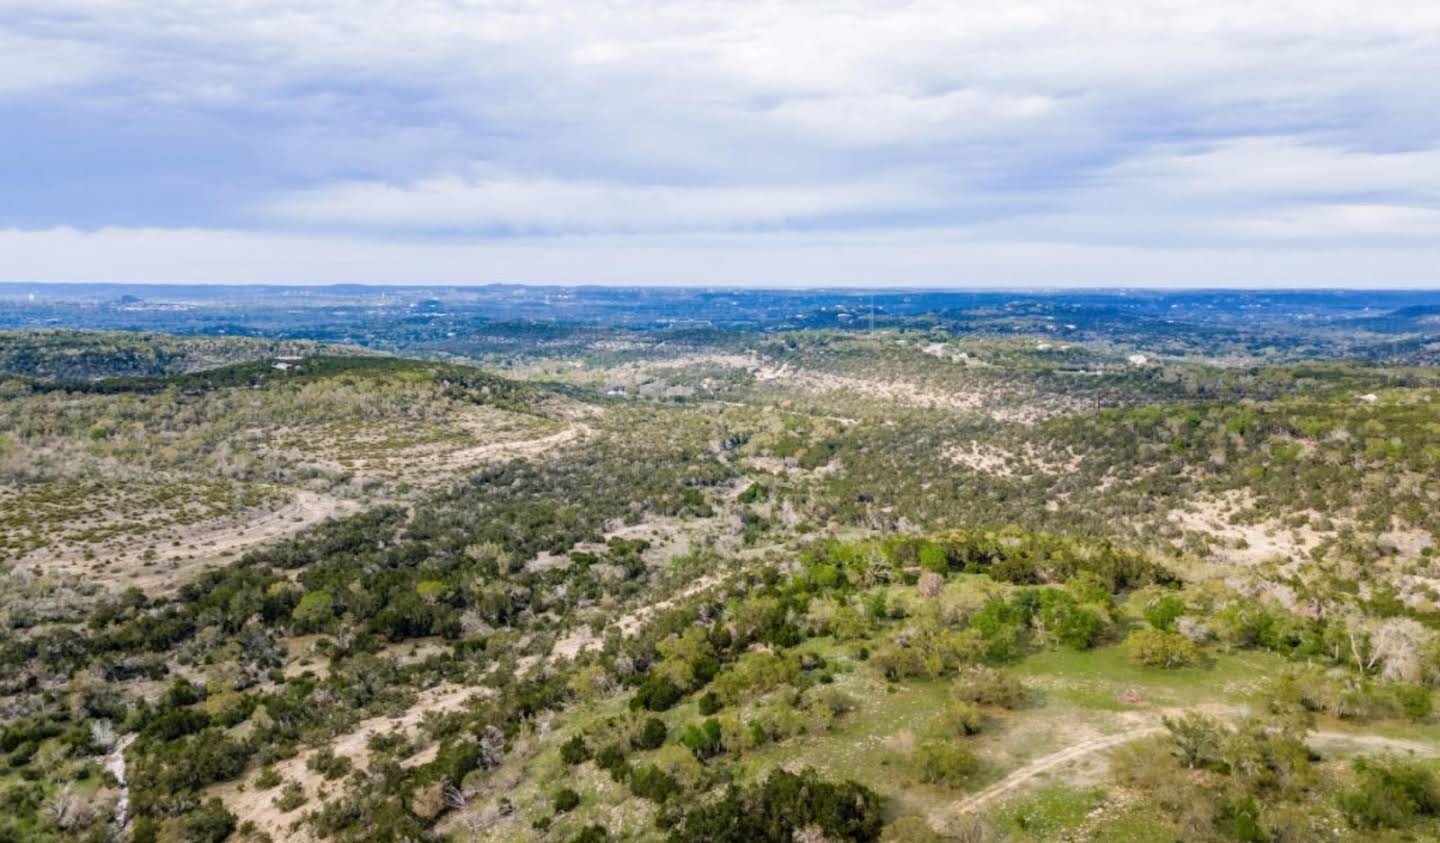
(944, 722, 1440, 818)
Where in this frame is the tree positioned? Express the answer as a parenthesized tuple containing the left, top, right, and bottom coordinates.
(1370, 618, 1432, 684)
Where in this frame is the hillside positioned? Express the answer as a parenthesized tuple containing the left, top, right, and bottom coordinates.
(2, 324, 1439, 843)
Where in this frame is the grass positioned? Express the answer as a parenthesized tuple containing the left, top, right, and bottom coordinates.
(1010, 643, 1285, 710)
(995, 785, 1106, 840)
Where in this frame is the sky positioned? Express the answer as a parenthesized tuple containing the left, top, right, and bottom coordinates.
(2, 0, 1439, 287)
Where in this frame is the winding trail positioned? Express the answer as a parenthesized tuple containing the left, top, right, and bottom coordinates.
(944, 722, 1440, 818)
(950, 726, 1165, 815)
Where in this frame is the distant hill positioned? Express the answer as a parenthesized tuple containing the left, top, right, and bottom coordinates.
(1341, 304, 1440, 333)
(0, 330, 348, 382)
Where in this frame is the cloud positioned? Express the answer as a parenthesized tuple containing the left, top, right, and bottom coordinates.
(0, 31, 109, 95)
(3, 225, 1437, 287)
(262, 174, 946, 231)
(1, 1, 1439, 283)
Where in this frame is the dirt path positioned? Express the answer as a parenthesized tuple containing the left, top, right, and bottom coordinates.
(950, 726, 1166, 816)
(943, 723, 1440, 819)
(399, 421, 591, 476)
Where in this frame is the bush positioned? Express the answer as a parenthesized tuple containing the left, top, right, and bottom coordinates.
(951, 666, 1028, 709)
(698, 691, 723, 716)
(596, 744, 630, 781)
(273, 781, 306, 812)
(571, 825, 610, 843)
(630, 675, 684, 712)
(881, 815, 944, 843)
(1126, 628, 1201, 668)
(1340, 756, 1440, 829)
(914, 742, 979, 787)
(935, 701, 984, 737)
(253, 766, 282, 789)
(553, 787, 581, 814)
(679, 719, 724, 761)
(1144, 594, 1187, 632)
(169, 798, 236, 843)
(629, 764, 680, 803)
(291, 590, 335, 632)
(560, 734, 591, 765)
(633, 718, 668, 751)
(306, 746, 352, 780)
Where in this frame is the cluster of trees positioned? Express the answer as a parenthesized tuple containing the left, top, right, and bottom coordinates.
(669, 767, 883, 842)
(0, 387, 747, 839)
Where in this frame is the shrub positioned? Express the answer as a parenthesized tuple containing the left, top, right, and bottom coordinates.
(629, 764, 680, 803)
(596, 744, 630, 781)
(169, 798, 236, 843)
(633, 717, 668, 751)
(1162, 713, 1225, 769)
(306, 746, 352, 780)
(291, 590, 335, 632)
(950, 666, 1027, 709)
(935, 701, 984, 737)
(630, 675, 684, 712)
(1144, 594, 1187, 632)
(252, 767, 282, 790)
(1126, 628, 1201, 669)
(698, 691, 723, 716)
(553, 787, 581, 814)
(1340, 756, 1440, 829)
(273, 781, 306, 812)
(571, 825, 610, 843)
(560, 734, 591, 766)
(914, 742, 979, 787)
(881, 815, 944, 843)
(679, 719, 724, 761)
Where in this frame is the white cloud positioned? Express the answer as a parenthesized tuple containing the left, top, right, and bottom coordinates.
(263, 174, 946, 231)
(0, 32, 109, 95)
(2, 1, 1440, 283)
(3, 225, 1437, 287)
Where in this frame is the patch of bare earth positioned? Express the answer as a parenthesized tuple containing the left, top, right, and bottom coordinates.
(21, 490, 360, 595)
(1168, 490, 1329, 566)
(324, 405, 592, 486)
(943, 442, 1079, 478)
(753, 364, 1062, 424)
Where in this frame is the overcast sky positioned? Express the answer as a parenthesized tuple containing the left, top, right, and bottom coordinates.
(3, 0, 1439, 287)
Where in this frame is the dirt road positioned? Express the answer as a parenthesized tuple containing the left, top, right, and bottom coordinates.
(943, 721, 1440, 819)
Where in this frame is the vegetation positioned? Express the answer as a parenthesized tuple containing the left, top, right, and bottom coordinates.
(3, 298, 1439, 842)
